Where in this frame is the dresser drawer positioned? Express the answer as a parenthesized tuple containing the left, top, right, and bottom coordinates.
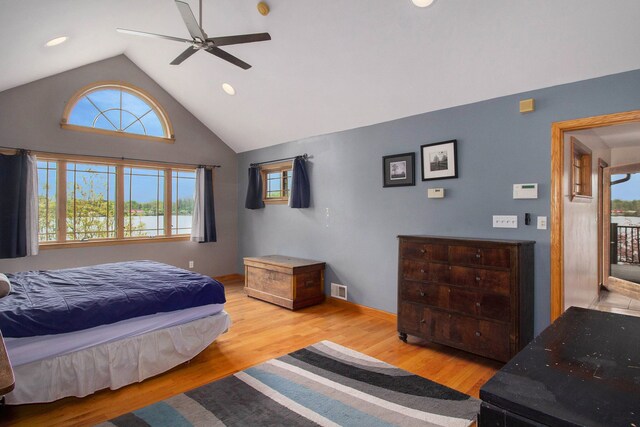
(431, 310, 510, 361)
(401, 241, 448, 262)
(401, 259, 450, 283)
(398, 302, 431, 337)
(450, 266, 511, 295)
(400, 281, 449, 307)
(449, 246, 511, 269)
(448, 288, 510, 322)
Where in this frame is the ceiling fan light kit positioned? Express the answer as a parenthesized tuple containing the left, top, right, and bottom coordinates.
(116, 0, 271, 69)
(257, 2, 270, 16)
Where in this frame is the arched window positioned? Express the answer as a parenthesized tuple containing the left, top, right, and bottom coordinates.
(61, 82, 174, 142)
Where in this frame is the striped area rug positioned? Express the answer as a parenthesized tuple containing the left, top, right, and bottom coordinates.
(99, 341, 480, 427)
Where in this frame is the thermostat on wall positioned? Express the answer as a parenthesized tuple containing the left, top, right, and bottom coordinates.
(513, 183, 538, 199)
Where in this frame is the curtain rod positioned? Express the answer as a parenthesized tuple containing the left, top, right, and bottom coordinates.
(0, 145, 221, 169)
(250, 153, 310, 167)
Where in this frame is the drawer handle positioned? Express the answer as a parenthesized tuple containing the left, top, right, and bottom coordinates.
(475, 331, 482, 337)
(475, 254, 481, 258)
(475, 276, 481, 281)
(420, 249, 426, 253)
(476, 302, 481, 307)
(420, 269, 425, 273)
(448, 314, 452, 319)
(419, 290, 425, 297)
(420, 319, 426, 324)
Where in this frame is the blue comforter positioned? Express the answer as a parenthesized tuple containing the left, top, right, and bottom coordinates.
(0, 261, 226, 338)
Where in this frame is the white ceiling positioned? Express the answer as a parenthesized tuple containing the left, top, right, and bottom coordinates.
(1, 0, 640, 153)
(570, 123, 640, 149)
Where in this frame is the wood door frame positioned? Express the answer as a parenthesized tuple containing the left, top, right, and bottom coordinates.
(550, 109, 640, 321)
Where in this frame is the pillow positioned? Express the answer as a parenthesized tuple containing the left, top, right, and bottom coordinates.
(0, 273, 11, 298)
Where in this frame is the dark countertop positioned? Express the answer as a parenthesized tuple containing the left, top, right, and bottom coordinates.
(480, 307, 640, 426)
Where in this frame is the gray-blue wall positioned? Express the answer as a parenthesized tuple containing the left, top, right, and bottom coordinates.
(238, 69, 640, 334)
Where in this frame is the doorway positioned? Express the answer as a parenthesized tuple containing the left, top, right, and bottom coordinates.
(550, 110, 640, 321)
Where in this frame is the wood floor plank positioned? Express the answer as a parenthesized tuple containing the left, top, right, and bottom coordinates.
(0, 279, 501, 426)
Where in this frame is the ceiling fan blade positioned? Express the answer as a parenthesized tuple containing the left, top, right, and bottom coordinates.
(175, 0, 206, 40)
(206, 33, 271, 47)
(117, 28, 192, 44)
(205, 46, 251, 70)
(170, 47, 199, 65)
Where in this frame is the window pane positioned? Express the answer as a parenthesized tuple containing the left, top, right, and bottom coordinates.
(122, 91, 152, 117)
(37, 160, 57, 242)
(95, 114, 117, 131)
(87, 90, 120, 112)
(172, 170, 195, 235)
(124, 167, 165, 237)
(140, 112, 164, 137)
(266, 172, 282, 198)
(67, 97, 100, 127)
(66, 162, 117, 241)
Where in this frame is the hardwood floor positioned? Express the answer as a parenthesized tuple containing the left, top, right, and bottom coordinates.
(0, 279, 501, 426)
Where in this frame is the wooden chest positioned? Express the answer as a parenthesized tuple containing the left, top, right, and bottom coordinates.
(244, 255, 325, 310)
(397, 236, 534, 362)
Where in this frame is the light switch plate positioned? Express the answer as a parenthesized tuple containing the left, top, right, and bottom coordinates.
(493, 215, 518, 228)
(537, 216, 547, 230)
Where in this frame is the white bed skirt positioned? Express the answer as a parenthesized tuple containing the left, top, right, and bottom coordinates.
(5, 311, 230, 405)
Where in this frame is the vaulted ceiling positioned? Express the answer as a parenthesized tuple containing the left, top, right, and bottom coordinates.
(1, 0, 640, 152)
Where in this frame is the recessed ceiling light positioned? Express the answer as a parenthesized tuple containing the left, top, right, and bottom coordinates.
(411, 0, 435, 7)
(45, 36, 69, 47)
(222, 83, 236, 96)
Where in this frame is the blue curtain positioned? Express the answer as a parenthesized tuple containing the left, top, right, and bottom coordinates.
(0, 152, 28, 258)
(290, 156, 310, 208)
(245, 166, 265, 209)
(202, 168, 217, 242)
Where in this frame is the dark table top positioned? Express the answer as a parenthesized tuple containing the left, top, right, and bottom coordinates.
(480, 307, 640, 427)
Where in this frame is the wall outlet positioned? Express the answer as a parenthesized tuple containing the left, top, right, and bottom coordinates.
(537, 216, 547, 230)
(492, 215, 518, 228)
(331, 283, 347, 300)
(188, 260, 194, 269)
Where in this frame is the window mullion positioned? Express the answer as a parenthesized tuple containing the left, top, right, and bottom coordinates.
(56, 160, 67, 242)
(165, 169, 172, 237)
(116, 165, 125, 239)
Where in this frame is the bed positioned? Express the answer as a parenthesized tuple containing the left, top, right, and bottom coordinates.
(0, 260, 230, 405)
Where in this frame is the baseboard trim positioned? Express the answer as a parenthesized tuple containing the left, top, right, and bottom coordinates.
(214, 273, 245, 283)
(326, 297, 396, 322)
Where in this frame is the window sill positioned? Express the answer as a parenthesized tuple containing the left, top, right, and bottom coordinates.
(40, 235, 190, 250)
(264, 198, 289, 205)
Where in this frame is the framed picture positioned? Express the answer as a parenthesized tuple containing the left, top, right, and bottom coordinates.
(382, 152, 415, 187)
(421, 139, 458, 181)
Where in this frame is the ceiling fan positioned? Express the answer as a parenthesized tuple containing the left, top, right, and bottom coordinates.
(117, 0, 271, 69)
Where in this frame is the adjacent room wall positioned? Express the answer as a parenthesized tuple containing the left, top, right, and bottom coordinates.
(0, 55, 238, 278)
(238, 69, 640, 334)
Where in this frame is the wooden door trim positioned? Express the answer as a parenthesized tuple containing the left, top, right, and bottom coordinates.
(550, 109, 640, 322)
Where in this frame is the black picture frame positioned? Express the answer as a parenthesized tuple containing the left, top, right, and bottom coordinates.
(420, 139, 458, 181)
(383, 152, 415, 187)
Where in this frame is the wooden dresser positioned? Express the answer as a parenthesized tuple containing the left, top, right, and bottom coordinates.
(244, 255, 325, 310)
(397, 236, 534, 362)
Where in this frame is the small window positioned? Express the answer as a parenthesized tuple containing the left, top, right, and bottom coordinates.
(570, 137, 592, 201)
(261, 162, 293, 204)
(61, 82, 174, 142)
(124, 167, 165, 238)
